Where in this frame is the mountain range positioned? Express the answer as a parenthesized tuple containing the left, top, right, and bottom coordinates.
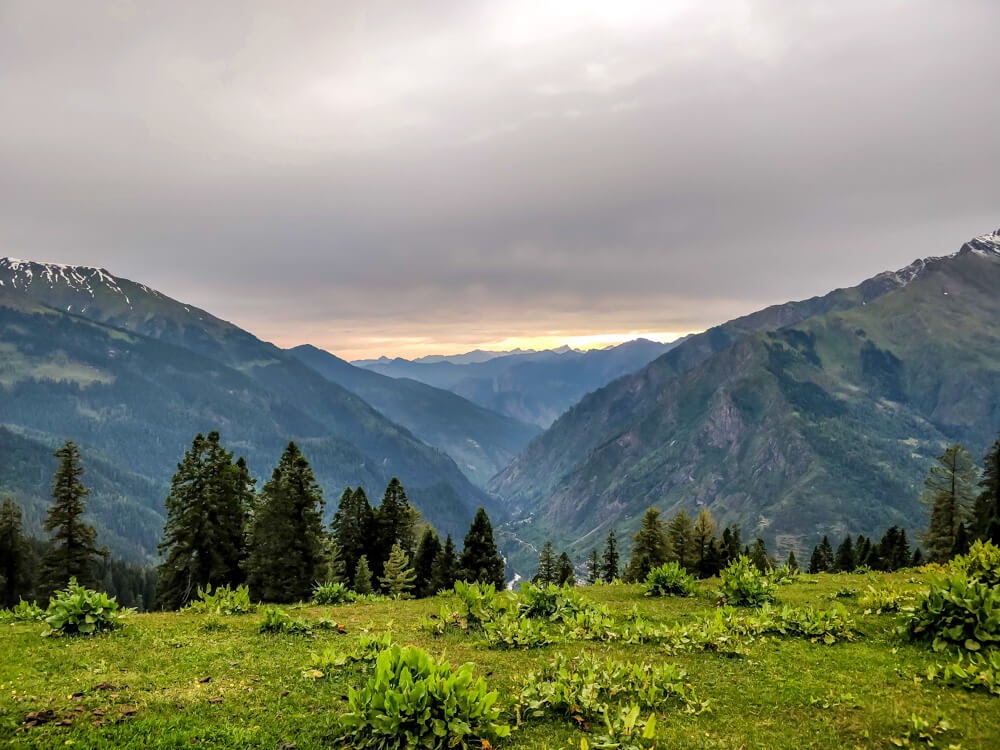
(491, 230, 1000, 569)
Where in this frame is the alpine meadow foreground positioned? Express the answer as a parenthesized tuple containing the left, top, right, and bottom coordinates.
(3, 570, 999, 749)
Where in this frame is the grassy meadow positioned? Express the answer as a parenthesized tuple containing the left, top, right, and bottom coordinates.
(2, 570, 998, 749)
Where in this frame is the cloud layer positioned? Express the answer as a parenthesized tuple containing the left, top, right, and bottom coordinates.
(2, 1, 999, 357)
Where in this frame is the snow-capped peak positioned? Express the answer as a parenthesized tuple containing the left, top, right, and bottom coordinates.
(0, 256, 143, 307)
(966, 228, 1000, 257)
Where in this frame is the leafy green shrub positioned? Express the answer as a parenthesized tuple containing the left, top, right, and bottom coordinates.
(0, 600, 45, 623)
(332, 644, 510, 749)
(309, 632, 396, 676)
(585, 705, 660, 750)
(859, 585, 913, 614)
(905, 570, 1000, 652)
(935, 649, 1000, 697)
(483, 612, 555, 649)
(449, 580, 512, 627)
(713, 604, 856, 644)
(313, 581, 357, 605)
(952, 540, 1000, 587)
(187, 583, 255, 615)
(888, 714, 956, 748)
(519, 582, 589, 621)
(43, 578, 127, 636)
(770, 564, 801, 585)
(720, 556, 775, 607)
(259, 605, 344, 636)
(643, 562, 697, 597)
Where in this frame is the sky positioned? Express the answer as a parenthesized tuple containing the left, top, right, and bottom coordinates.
(2, 1, 999, 360)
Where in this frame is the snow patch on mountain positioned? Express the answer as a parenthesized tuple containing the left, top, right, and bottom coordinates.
(0, 257, 156, 309)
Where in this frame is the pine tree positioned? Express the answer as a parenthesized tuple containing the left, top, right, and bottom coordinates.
(691, 508, 718, 578)
(379, 544, 416, 598)
(600, 529, 620, 583)
(808, 536, 834, 573)
(786, 549, 798, 571)
(855, 535, 873, 568)
(40, 441, 104, 596)
(533, 541, 557, 584)
(922, 444, 978, 562)
(353, 555, 373, 595)
(720, 525, 743, 567)
(157, 432, 253, 609)
(431, 533, 459, 592)
(458, 508, 505, 589)
(623, 508, 670, 582)
(666, 510, 696, 570)
(749, 538, 771, 573)
(556, 552, 575, 586)
(412, 527, 442, 598)
(833, 536, 856, 572)
(245, 442, 327, 603)
(973, 436, 1000, 543)
(586, 549, 600, 584)
(373, 478, 418, 583)
(331, 487, 375, 590)
(876, 526, 911, 571)
(911, 548, 924, 566)
(0, 499, 35, 608)
(321, 537, 348, 584)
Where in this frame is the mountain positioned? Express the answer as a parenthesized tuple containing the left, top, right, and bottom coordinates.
(491, 230, 1000, 568)
(356, 339, 678, 428)
(0, 258, 492, 561)
(289, 344, 540, 486)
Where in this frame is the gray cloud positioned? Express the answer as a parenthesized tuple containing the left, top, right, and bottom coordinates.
(2, 1, 999, 357)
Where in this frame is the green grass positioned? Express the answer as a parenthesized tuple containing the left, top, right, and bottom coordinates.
(2, 570, 998, 749)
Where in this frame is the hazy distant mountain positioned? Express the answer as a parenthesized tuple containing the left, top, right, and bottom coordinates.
(356, 339, 678, 428)
(289, 344, 540, 486)
(491, 230, 1000, 569)
(0, 258, 492, 560)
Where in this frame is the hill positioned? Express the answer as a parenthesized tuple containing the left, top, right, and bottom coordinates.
(289, 344, 540, 486)
(0, 259, 492, 560)
(491, 230, 1000, 565)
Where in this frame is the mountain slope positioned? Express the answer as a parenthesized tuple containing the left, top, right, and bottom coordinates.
(492, 230, 1000, 565)
(0, 259, 492, 559)
(289, 344, 540, 486)
(358, 339, 677, 428)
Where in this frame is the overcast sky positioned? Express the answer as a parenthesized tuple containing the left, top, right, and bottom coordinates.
(2, 1, 999, 359)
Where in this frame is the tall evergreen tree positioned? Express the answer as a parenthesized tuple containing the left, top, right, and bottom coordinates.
(379, 544, 416, 598)
(586, 549, 600, 584)
(666, 510, 696, 570)
(412, 527, 442, 598)
(431, 533, 459, 592)
(331, 487, 375, 590)
(808, 536, 834, 573)
(623, 508, 670, 582)
(556, 552, 575, 586)
(749, 538, 771, 573)
(973, 436, 1000, 543)
(600, 529, 620, 583)
(0, 499, 34, 608)
(353, 555, 373, 595)
(373, 478, 419, 583)
(40, 441, 104, 596)
(876, 526, 911, 571)
(245, 442, 327, 603)
(533, 541, 557, 584)
(458, 508, 505, 589)
(833, 536, 856, 572)
(855, 535, 873, 568)
(157, 432, 252, 609)
(321, 537, 348, 584)
(786, 549, 799, 572)
(691, 508, 718, 578)
(922, 444, 978, 562)
(720, 525, 743, 567)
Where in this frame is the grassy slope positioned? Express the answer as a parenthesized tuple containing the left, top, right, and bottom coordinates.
(3, 571, 998, 749)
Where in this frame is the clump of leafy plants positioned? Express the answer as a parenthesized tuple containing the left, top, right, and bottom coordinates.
(904, 571, 1000, 652)
(952, 540, 1000, 587)
(308, 631, 395, 676)
(859, 585, 913, 614)
(452, 580, 512, 625)
(720, 555, 776, 607)
(0, 599, 45, 623)
(930, 649, 1000, 697)
(258, 605, 345, 637)
(519, 581, 590, 621)
(312, 581, 357, 605)
(888, 714, 958, 748)
(43, 578, 127, 636)
(332, 644, 510, 749)
(186, 583, 255, 615)
(713, 604, 856, 644)
(643, 562, 698, 597)
(483, 612, 556, 649)
(770, 564, 801, 585)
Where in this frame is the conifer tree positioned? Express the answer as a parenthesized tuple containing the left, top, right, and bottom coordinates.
(0, 499, 34, 608)
(157, 432, 252, 609)
(245, 442, 326, 603)
(321, 537, 348, 584)
(855, 535, 873, 568)
(533, 541, 557, 584)
(720, 525, 743, 567)
(785, 549, 798, 571)
(40, 441, 104, 596)
(876, 526, 911, 571)
(749, 538, 771, 573)
(556, 552, 575, 586)
(586, 549, 600, 584)
(458, 508, 505, 589)
(379, 544, 416, 598)
(922, 444, 978, 562)
(973, 436, 1000, 543)
(412, 527, 442, 598)
(431, 533, 459, 592)
(623, 508, 670, 582)
(833, 536, 856, 572)
(331, 487, 375, 589)
(911, 548, 924, 566)
(374, 478, 418, 582)
(600, 529, 620, 583)
(808, 536, 834, 573)
(353, 555, 373, 595)
(691, 508, 718, 578)
(666, 510, 696, 570)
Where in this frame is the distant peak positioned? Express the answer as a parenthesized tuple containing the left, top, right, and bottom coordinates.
(0, 255, 136, 306)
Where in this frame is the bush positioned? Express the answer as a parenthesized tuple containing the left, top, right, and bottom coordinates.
(259, 606, 345, 636)
(332, 644, 510, 749)
(859, 585, 913, 614)
(936, 649, 1000, 696)
(519, 582, 589, 621)
(720, 556, 775, 607)
(0, 600, 45, 623)
(450, 580, 512, 627)
(904, 570, 1000, 652)
(309, 632, 395, 676)
(952, 540, 1000, 587)
(43, 578, 127, 636)
(483, 613, 555, 649)
(643, 563, 697, 597)
(187, 584, 254, 615)
(313, 581, 357, 605)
